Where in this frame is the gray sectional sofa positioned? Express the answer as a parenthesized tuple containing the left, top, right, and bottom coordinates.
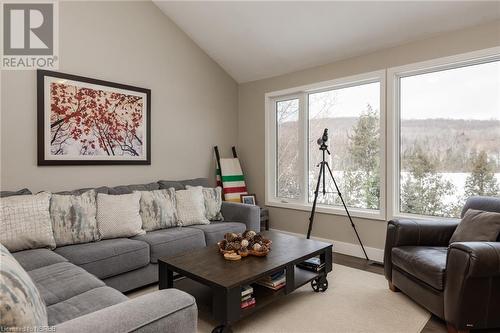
(1, 178, 260, 332)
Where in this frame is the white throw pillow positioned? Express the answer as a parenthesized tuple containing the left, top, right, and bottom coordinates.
(0, 192, 56, 252)
(175, 187, 210, 226)
(136, 189, 177, 231)
(185, 185, 224, 221)
(96, 192, 145, 239)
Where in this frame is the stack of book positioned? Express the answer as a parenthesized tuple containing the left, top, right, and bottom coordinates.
(256, 270, 286, 290)
(240, 285, 256, 309)
(297, 257, 325, 272)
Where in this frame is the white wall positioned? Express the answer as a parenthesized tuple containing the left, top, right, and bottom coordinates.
(0, 1, 238, 193)
(237, 20, 500, 253)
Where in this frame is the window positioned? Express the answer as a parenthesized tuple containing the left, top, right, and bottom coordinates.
(308, 82, 381, 210)
(267, 71, 385, 219)
(276, 98, 300, 199)
(267, 48, 499, 221)
(391, 53, 500, 218)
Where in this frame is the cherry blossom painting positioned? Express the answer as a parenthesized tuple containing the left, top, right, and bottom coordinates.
(37, 70, 150, 165)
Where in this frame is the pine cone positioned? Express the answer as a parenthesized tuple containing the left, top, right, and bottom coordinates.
(253, 234, 264, 244)
(243, 230, 256, 240)
(226, 241, 241, 251)
(224, 232, 238, 242)
(219, 239, 227, 249)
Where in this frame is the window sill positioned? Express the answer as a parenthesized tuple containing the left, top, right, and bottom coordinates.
(265, 200, 386, 221)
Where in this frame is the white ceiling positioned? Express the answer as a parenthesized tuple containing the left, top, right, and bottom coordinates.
(154, 1, 500, 83)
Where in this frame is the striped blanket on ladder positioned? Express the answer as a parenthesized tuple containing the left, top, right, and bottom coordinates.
(216, 158, 248, 202)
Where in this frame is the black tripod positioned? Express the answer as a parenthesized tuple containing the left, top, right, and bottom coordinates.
(306, 129, 370, 262)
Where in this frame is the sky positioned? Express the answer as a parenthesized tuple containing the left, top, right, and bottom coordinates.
(401, 60, 499, 120)
(303, 60, 499, 121)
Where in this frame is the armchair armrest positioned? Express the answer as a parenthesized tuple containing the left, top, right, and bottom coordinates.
(384, 218, 459, 280)
(221, 201, 260, 231)
(444, 242, 500, 330)
(54, 289, 197, 333)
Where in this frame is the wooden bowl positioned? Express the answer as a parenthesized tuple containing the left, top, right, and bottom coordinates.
(248, 249, 270, 257)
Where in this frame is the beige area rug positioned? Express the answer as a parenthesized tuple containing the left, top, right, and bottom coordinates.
(127, 264, 430, 333)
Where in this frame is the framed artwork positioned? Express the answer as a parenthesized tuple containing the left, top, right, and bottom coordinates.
(240, 194, 257, 205)
(37, 70, 151, 165)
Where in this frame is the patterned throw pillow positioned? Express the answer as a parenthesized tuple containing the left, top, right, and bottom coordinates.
(175, 187, 210, 226)
(136, 189, 177, 231)
(0, 192, 56, 252)
(186, 186, 224, 221)
(50, 190, 101, 246)
(0, 243, 48, 330)
(96, 192, 145, 239)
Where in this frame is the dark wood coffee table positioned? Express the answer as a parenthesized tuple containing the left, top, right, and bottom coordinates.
(158, 231, 332, 333)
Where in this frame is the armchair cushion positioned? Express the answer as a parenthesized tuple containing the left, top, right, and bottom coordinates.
(384, 218, 458, 281)
(450, 209, 500, 243)
(392, 246, 448, 290)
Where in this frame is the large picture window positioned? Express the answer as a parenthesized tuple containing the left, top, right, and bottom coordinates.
(396, 59, 500, 218)
(267, 72, 385, 219)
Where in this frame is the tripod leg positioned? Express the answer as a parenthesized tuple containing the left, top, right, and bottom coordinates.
(324, 163, 370, 261)
(307, 162, 324, 239)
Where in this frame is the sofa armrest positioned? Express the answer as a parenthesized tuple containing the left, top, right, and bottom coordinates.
(384, 218, 459, 281)
(444, 242, 500, 330)
(54, 289, 197, 333)
(221, 201, 260, 231)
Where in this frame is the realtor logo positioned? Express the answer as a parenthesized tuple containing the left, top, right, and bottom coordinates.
(1, 1, 58, 69)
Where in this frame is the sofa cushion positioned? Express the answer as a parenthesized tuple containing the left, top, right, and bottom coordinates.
(55, 238, 150, 279)
(188, 222, 246, 245)
(47, 286, 127, 326)
(392, 246, 448, 290)
(158, 178, 210, 190)
(108, 182, 159, 195)
(0, 244, 48, 329)
(56, 186, 109, 195)
(97, 192, 145, 239)
(175, 188, 210, 227)
(450, 209, 500, 243)
(132, 228, 206, 263)
(137, 189, 177, 231)
(180, 178, 210, 188)
(28, 262, 105, 306)
(0, 188, 32, 197)
(158, 180, 184, 191)
(0, 192, 56, 252)
(13, 248, 67, 271)
(50, 190, 101, 246)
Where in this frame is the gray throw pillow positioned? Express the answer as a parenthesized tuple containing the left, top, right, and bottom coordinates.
(0, 243, 48, 329)
(449, 209, 500, 243)
(136, 189, 177, 231)
(50, 190, 101, 246)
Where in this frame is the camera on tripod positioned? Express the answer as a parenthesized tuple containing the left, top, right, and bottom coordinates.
(317, 128, 328, 146)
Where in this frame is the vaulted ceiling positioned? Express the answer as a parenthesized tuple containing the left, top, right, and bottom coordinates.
(155, 1, 500, 83)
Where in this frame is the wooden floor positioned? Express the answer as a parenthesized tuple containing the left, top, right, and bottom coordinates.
(333, 253, 447, 333)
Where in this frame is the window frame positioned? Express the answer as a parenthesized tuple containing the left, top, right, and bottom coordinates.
(386, 47, 500, 220)
(265, 70, 387, 221)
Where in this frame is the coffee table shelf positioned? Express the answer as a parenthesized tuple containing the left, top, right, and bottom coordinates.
(293, 266, 320, 289)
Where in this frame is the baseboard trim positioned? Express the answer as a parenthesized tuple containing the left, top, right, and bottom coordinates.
(269, 228, 385, 262)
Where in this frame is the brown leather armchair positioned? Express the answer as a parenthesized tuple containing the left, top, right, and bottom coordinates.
(384, 196, 500, 333)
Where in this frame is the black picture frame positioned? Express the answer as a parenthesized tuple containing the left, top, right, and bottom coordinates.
(37, 70, 151, 165)
(240, 194, 257, 205)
